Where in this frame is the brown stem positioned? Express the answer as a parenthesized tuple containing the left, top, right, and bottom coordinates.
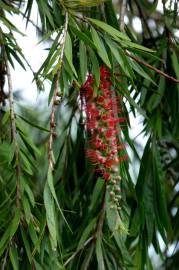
(119, 0, 127, 32)
(133, 0, 154, 40)
(5, 52, 21, 208)
(48, 11, 69, 170)
(126, 52, 179, 83)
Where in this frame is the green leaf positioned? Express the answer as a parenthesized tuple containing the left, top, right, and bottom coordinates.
(17, 126, 41, 157)
(80, 244, 94, 270)
(96, 236, 105, 270)
(105, 37, 134, 78)
(9, 244, 19, 270)
(10, 209, 21, 238)
(64, 32, 78, 77)
(153, 144, 170, 231)
(24, 182, 35, 208)
(0, 142, 15, 165)
(141, 0, 158, 12)
(32, 216, 46, 257)
(0, 1, 19, 13)
(89, 178, 104, 211)
(171, 50, 179, 80)
(121, 40, 155, 53)
(47, 168, 71, 231)
(77, 218, 97, 250)
(8, 47, 26, 70)
(119, 82, 148, 120)
(2, 110, 10, 125)
(88, 48, 100, 87)
(17, 114, 49, 132)
(22, 195, 32, 224)
(64, 0, 106, 8)
(70, 24, 95, 49)
(28, 222, 39, 251)
(91, 27, 111, 68)
(79, 41, 88, 83)
(0, 15, 25, 35)
(0, 209, 20, 256)
(36, 31, 61, 77)
(20, 150, 33, 175)
(88, 18, 130, 41)
(48, 75, 57, 105)
(147, 76, 165, 112)
(21, 227, 32, 263)
(44, 181, 57, 250)
(104, 1, 119, 29)
(129, 57, 155, 83)
(113, 232, 133, 266)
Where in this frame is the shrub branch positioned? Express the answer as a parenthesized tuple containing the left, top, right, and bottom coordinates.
(48, 11, 69, 170)
(5, 52, 21, 208)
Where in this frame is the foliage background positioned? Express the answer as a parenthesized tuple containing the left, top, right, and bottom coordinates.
(0, 0, 179, 269)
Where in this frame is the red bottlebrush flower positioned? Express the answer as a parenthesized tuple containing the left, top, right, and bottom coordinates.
(105, 130, 114, 138)
(92, 109, 100, 117)
(87, 120, 98, 129)
(116, 117, 126, 123)
(85, 86, 93, 97)
(100, 65, 110, 79)
(100, 80, 112, 90)
(108, 119, 116, 129)
(86, 149, 99, 163)
(117, 155, 128, 162)
(100, 143, 107, 151)
(97, 96, 105, 104)
(103, 90, 111, 98)
(97, 127, 104, 133)
(110, 149, 118, 155)
(95, 139, 102, 149)
(103, 172, 110, 181)
(81, 65, 127, 183)
(111, 137, 117, 145)
(103, 101, 112, 110)
(85, 74, 94, 86)
(105, 159, 113, 168)
(101, 114, 108, 121)
(117, 144, 125, 150)
(98, 156, 106, 164)
(86, 103, 95, 110)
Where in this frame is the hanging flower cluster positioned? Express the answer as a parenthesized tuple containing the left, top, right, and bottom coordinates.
(80, 66, 127, 184)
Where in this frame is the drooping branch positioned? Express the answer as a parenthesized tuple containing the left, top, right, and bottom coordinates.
(126, 52, 179, 83)
(4, 52, 21, 208)
(48, 11, 69, 170)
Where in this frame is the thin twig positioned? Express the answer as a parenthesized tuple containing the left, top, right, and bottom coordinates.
(134, 0, 154, 40)
(5, 52, 21, 208)
(1, 248, 9, 270)
(64, 188, 106, 267)
(64, 236, 94, 267)
(48, 12, 69, 170)
(119, 0, 127, 32)
(126, 52, 179, 83)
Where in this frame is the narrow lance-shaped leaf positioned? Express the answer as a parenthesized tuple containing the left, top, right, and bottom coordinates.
(43, 182, 57, 250)
(79, 40, 88, 83)
(64, 32, 78, 77)
(91, 27, 111, 68)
